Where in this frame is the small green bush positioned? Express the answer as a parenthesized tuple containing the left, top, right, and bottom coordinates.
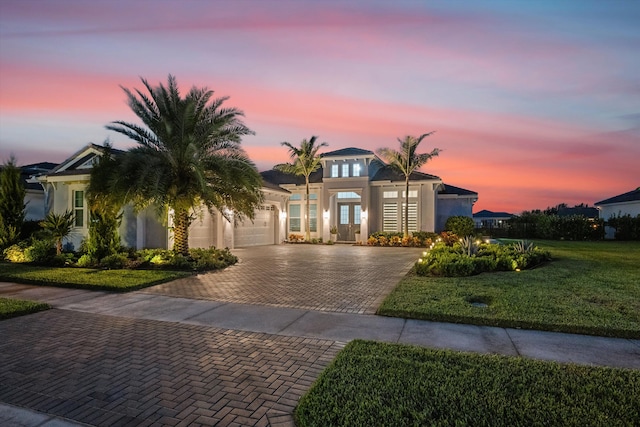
(24, 239, 55, 263)
(3, 243, 28, 263)
(100, 253, 128, 269)
(76, 254, 97, 268)
(445, 215, 475, 237)
(51, 252, 76, 266)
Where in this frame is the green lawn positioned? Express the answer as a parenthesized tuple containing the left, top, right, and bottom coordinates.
(296, 340, 640, 427)
(0, 297, 49, 320)
(378, 241, 640, 338)
(0, 262, 192, 291)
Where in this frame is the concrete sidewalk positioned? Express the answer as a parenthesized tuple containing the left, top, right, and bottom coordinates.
(2, 283, 639, 369)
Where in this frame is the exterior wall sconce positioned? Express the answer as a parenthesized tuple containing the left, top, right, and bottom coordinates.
(280, 211, 287, 220)
(323, 210, 330, 220)
(361, 210, 368, 220)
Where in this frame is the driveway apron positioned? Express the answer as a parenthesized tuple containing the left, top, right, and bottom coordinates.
(143, 245, 421, 314)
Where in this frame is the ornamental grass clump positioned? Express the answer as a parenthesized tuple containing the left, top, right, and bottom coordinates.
(416, 240, 550, 277)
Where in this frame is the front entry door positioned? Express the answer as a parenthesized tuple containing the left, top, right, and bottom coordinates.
(337, 202, 361, 241)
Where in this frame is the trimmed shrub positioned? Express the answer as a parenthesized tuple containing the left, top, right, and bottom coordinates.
(445, 215, 474, 237)
(607, 214, 640, 240)
(3, 244, 28, 263)
(76, 254, 97, 268)
(100, 253, 129, 269)
(415, 240, 550, 277)
(24, 239, 55, 264)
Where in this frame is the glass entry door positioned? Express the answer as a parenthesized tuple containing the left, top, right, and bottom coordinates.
(337, 202, 361, 241)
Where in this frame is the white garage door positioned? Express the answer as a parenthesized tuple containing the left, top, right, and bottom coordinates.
(234, 206, 276, 247)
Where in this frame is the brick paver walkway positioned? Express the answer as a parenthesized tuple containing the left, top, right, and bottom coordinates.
(144, 245, 420, 314)
(0, 310, 343, 427)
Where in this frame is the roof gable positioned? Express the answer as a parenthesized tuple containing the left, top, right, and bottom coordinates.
(47, 143, 124, 177)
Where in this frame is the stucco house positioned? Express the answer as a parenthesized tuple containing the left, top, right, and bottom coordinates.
(36, 144, 477, 249)
(259, 147, 477, 242)
(595, 187, 640, 239)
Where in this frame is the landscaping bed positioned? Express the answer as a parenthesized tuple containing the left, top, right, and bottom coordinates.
(378, 241, 640, 338)
(0, 262, 191, 291)
(295, 340, 640, 427)
(0, 297, 49, 320)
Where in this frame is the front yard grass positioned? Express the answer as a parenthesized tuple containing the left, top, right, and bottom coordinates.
(0, 297, 49, 320)
(378, 241, 640, 338)
(0, 262, 192, 291)
(296, 340, 640, 427)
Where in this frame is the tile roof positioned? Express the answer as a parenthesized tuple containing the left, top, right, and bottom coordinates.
(595, 187, 640, 205)
(370, 159, 440, 182)
(438, 183, 478, 196)
(260, 169, 323, 186)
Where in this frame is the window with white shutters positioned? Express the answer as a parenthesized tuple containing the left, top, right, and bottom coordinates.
(383, 203, 398, 232)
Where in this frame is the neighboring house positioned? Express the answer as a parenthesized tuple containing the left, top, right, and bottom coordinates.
(36, 143, 290, 250)
(261, 147, 477, 242)
(595, 187, 640, 239)
(557, 206, 599, 219)
(36, 144, 156, 250)
(36, 144, 477, 249)
(473, 210, 514, 229)
(21, 162, 58, 221)
(0, 161, 56, 222)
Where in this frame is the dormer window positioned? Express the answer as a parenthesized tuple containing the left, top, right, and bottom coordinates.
(353, 163, 361, 177)
(342, 163, 349, 177)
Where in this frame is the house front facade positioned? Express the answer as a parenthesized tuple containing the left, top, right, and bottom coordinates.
(35, 144, 477, 250)
(261, 147, 477, 243)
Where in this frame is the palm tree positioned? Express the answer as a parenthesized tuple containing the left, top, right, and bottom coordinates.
(106, 75, 263, 255)
(275, 136, 327, 241)
(40, 211, 74, 255)
(377, 133, 440, 238)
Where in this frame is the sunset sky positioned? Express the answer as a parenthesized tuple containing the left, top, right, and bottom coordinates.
(1, 0, 638, 213)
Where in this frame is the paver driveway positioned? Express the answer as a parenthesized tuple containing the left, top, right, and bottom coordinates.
(143, 244, 421, 314)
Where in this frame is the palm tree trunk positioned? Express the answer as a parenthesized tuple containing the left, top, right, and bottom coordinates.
(305, 177, 311, 241)
(173, 208, 190, 256)
(404, 176, 410, 238)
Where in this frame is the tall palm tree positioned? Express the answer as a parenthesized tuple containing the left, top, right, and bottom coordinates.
(275, 136, 327, 241)
(106, 75, 263, 255)
(377, 133, 440, 238)
(40, 211, 74, 255)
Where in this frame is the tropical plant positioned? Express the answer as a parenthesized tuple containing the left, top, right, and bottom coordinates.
(377, 133, 440, 238)
(105, 75, 263, 255)
(0, 156, 26, 248)
(40, 211, 74, 255)
(85, 142, 124, 260)
(275, 136, 327, 241)
(458, 236, 479, 256)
